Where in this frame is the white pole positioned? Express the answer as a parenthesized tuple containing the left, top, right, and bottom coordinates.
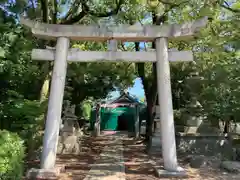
(41, 37, 70, 169)
(155, 38, 180, 171)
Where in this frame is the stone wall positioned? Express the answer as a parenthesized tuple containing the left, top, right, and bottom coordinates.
(176, 134, 227, 155)
(176, 134, 240, 161)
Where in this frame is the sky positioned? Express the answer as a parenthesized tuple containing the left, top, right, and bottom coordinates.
(109, 77, 145, 99)
(128, 78, 145, 97)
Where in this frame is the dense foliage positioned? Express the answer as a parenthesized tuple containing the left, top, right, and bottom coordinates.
(0, 130, 25, 180)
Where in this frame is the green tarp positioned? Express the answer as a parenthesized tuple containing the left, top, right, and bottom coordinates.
(90, 107, 136, 131)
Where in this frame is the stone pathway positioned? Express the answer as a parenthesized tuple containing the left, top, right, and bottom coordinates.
(54, 132, 240, 180)
(83, 133, 126, 180)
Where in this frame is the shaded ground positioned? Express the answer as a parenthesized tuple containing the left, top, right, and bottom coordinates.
(58, 134, 109, 180)
(25, 133, 240, 180)
(123, 139, 159, 180)
(123, 138, 240, 180)
(24, 134, 107, 180)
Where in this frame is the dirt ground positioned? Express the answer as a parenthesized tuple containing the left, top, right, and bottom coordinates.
(58, 135, 108, 180)
(26, 134, 240, 180)
(123, 138, 240, 180)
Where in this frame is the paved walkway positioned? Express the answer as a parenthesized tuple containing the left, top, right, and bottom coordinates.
(83, 133, 126, 180)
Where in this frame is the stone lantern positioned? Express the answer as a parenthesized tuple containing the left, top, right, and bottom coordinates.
(184, 97, 204, 127)
(58, 101, 82, 154)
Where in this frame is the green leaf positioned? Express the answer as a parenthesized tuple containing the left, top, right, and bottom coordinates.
(0, 47, 5, 58)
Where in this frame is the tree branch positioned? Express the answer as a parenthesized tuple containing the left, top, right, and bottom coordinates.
(61, 0, 83, 24)
(158, 0, 177, 5)
(135, 42, 149, 97)
(62, 0, 124, 24)
(61, 0, 89, 24)
(82, 0, 124, 17)
(40, 0, 48, 23)
(221, 1, 240, 13)
(30, 0, 36, 18)
(52, 0, 58, 24)
(121, 43, 127, 51)
(159, 0, 188, 7)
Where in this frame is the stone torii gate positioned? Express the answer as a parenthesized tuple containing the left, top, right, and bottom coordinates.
(21, 17, 207, 178)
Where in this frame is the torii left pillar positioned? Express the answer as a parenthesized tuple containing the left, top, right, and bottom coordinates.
(27, 37, 69, 179)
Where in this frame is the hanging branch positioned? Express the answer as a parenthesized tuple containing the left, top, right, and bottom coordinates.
(221, 1, 240, 13)
(61, 0, 124, 24)
(40, 0, 48, 23)
(52, 0, 58, 24)
(83, 0, 124, 17)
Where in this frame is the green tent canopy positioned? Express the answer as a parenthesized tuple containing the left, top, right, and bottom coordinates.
(90, 92, 146, 132)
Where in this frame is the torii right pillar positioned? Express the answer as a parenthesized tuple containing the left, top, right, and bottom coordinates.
(155, 37, 185, 174)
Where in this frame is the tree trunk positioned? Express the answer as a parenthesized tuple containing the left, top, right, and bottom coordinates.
(39, 63, 51, 102)
(224, 117, 231, 134)
(135, 11, 167, 142)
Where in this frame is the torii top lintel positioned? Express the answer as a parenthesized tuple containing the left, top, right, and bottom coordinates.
(20, 17, 208, 42)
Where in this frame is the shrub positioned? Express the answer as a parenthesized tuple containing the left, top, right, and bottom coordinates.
(0, 130, 25, 180)
(4, 99, 46, 159)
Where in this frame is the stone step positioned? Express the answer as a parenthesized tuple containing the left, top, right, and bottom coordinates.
(83, 134, 125, 180)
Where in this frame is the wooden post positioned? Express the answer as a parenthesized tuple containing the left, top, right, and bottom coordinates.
(41, 37, 69, 169)
(94, 103, 101, 136)
(135, 104, 140, 138)
(155, 37, 182, 171)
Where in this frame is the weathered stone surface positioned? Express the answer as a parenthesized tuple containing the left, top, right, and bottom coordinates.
(237, 148, 240, 161)
(148, 133, 161, 154)
(32, 49, 194, 63)
(206, 157, 221, 168)
(58, 101, 83, 155)
(232, 148, 240, 161)
(175, 134, 229, 155)
(61, 126, 75, 133)
(184, 126, 198, 134)
(83, 133, 126, 180)
(26, 167, 64, 180)
(59, 135, 81, 154)
(20, 17, 208, 41)
(189, 155, 206, 168)
(183, 155, 221, 169)
(154, 166, 188, 178)
(220, 161, 240, 173)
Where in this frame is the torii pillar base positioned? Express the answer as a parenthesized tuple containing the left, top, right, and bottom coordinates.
(26, 165, 65, 180)
(154, 167, 188, 178)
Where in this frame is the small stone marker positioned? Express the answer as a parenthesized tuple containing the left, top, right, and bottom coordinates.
(58, 100, 82, 154)
(189, 155, 206, 168)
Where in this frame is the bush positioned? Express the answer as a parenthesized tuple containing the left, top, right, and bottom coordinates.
(2, 99, 46, 159)
(174, 109, 185, 125)
(81, 100, 92, 121)
(0, 130, 25, 180)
